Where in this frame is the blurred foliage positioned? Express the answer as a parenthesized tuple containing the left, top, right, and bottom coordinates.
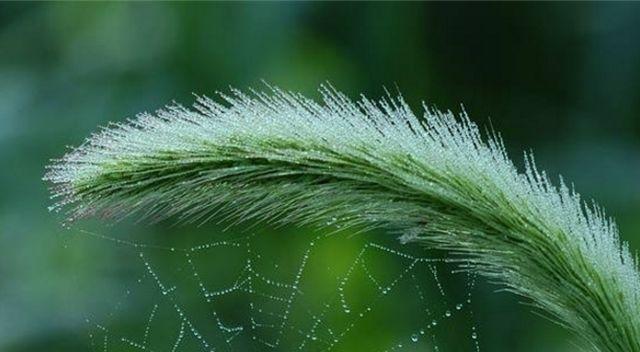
(1, 2, 639, 352)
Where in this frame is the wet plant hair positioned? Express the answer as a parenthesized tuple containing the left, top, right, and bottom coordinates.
(45, 85, 640, 351)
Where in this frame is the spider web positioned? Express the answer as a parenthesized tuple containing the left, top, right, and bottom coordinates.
(79, 227, 481, 352)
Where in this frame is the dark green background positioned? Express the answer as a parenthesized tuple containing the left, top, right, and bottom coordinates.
(1, 2, 639, 351)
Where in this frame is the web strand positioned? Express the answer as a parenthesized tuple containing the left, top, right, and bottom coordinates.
(82, 229, 480, 351)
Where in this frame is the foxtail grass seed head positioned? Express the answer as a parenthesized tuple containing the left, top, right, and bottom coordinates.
(45, 85, 640, 351)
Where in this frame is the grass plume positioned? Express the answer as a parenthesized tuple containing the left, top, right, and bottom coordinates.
(44, 85, 640, 351)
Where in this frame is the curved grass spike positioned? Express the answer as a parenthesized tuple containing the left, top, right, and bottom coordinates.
(45, 85, 639, 351)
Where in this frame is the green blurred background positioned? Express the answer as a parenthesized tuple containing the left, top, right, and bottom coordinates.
(1, 2, 640, 351)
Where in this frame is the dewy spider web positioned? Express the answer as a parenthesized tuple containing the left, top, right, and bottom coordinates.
(81, 227, 481, 352)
